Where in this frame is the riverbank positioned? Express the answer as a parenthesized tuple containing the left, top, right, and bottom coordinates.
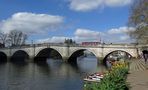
(127, 59, 148, 90)
(84, 60, 129, 90)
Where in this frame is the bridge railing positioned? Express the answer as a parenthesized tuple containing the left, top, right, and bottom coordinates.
(0, 43, 147, 49)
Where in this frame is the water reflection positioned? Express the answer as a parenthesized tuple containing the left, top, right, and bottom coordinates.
(77, 56, 98, 73)
(0, 56, 106, 90)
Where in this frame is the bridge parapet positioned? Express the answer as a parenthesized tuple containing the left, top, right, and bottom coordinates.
(0, 43, 147, 49)
(0, 44, 148, 62)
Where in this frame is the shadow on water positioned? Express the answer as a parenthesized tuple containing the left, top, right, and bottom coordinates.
(34, 57, 47, 63)
(0, 61, 7, 65)
(68, 60, 79, 69)
(10, 57, 28, 66)
(0, 52, 7, 63)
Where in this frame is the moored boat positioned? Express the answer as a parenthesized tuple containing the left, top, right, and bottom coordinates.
(83, 72, 105, 82)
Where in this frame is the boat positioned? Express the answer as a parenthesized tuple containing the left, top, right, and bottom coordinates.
(84, 78, 100, 82)
(83, 72, 104, 82)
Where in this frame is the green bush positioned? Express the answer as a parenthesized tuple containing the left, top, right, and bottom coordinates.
(84, 66, 129, 90)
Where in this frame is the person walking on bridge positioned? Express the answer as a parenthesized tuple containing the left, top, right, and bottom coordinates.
(142, 50, 148, 64)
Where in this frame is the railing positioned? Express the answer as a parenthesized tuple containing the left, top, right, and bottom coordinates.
(0, 43, 148, 49)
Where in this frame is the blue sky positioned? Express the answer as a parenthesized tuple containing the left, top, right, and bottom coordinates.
(0, 0, 135, 43)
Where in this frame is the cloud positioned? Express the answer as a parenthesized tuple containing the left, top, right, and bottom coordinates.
(36, 28, 103, 43)
(74, 27, 135, 43)
(69, 0, 103, 12)
(69, 0, 134, 12)
(104, 26, 135, 43)
(0, 12, 64, 34)
(120, 35, 130, 41)
(74, 28, 103, 42)
(36, 36, 69, 43)
(107, 26, 135, 34)
(35, 26, 134, 44)
(75, 28, 101, 37)
(105, 0, 133, 7)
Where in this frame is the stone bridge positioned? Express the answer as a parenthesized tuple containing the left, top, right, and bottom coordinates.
(0, 44, 147, 62)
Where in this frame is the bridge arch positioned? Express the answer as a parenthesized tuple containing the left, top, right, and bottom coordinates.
(34, 48, 62, 62)
(69, 48, 98, 58)
(11, 50, 29, 62)
(0, 51, 7, 62)
(68, 49, 98, 63)
(103, 50, 132, 65)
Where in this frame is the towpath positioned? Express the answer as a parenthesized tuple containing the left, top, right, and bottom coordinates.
(127, 59, 148, 90)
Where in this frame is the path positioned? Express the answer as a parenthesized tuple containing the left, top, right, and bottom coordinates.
(127, 59, 148, 90)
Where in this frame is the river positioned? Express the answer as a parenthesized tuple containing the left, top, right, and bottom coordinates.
(0, 56, 106, 90)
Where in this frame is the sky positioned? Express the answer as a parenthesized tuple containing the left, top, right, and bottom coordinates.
(0, 0, 136, 44)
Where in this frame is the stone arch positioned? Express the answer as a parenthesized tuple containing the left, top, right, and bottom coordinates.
(11, 49, 31, 57)
(35, 47, 63, 57)
(68, 49, 98, 63)
(0, 51, 7, 62)
(11, 50, 29, 62)
(69, 48, 98, 59)
(103, 50, 132, 65)
(34, 48, 63, 62)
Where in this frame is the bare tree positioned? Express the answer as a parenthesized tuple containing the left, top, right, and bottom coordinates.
(128, 0, 148, 44)
(0, 32, 8, 47)
(8, 30, 27, 47)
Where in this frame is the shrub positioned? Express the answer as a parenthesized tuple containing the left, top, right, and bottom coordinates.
(84, 61, 129, 90)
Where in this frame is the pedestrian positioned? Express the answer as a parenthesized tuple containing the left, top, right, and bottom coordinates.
(106, 59, 112, 70)
(142, 50, 148, 64)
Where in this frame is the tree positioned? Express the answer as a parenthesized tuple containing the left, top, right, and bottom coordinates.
(8, 30, 27, 47)
(64, 39, 76, 45)
(0, 32, 8, 47)
(128, 0, 148, 44)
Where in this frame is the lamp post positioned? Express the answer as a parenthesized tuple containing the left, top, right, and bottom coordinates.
(31, 40, 33, 46)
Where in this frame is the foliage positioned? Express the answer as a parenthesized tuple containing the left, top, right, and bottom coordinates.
(84, 61, 129, 90)
(128, 0, 148, 44)
(64, 39, 76, 45)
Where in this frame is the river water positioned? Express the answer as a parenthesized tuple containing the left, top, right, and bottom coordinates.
(0, 56, 106, 90)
